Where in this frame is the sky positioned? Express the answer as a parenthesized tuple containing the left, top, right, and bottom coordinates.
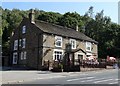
(1, 2, 118, 23)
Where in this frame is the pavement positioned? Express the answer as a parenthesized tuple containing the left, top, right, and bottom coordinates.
(1, 68, 118, 85)
(18, 69, 119, 85)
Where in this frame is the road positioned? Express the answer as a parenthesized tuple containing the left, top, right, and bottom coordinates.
(17, 69, 119, 85)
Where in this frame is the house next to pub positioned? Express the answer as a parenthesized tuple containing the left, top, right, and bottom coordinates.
(10, 9, 98, 70)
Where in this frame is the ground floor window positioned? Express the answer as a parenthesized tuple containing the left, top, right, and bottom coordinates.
(74, 53, 84, 65)
(20, 51, 27, 60)
(78, 54, 83, 60)
(13, 52, 18, 64)
(53, 49, 63, 61)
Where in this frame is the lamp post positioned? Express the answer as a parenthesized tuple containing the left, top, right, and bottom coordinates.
(63, 43, 72, 72)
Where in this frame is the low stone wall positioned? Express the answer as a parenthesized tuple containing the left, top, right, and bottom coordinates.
(80, 67, 105, 72)
(80, 66, 115, 72)
(106, 66, 114, 69)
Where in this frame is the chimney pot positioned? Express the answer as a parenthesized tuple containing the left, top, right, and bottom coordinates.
(76, 25, 79, 31)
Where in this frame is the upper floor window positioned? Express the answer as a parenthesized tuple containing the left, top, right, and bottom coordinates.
(22, 38, 26, 48)
(86, 42, 92, 51)
(22, 25, 26, 34)
(70, 39, 76, 49)
(14, 40, 18, 50)
(55, 36, 62, 47)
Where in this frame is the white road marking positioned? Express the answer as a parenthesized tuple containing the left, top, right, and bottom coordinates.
(36, 76, 66, 80)
(94, 79, 113, 83)
(109, 82, 118, 84)
(69, 73, 88, 77)
(67, 77, 94, 82)
(81, 78, 106, 82)
(108, 79, 119, 84)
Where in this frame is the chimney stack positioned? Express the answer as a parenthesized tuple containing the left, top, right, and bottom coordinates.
(76, 25, 79, 31)
(29, 9, 35, 24)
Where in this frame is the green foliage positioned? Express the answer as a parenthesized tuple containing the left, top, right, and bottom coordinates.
(38, 11, 62, 24)
(85, 8, 120, 58)
(1, 7, 120, 58)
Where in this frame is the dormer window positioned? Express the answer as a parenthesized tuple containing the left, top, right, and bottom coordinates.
(55, 36, 62, 47)
(70, 39, 76, 49)
(22, 25, 26, 34)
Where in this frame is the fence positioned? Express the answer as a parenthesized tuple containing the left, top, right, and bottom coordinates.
(41, 58, 119, 72)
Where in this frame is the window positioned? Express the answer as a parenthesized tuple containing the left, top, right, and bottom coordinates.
(86, 42, 92, 51)
(22, 38, 26, 48)
(20, 51, 27, 60)
(24, 51, 27, 59)
(55, 36, 62, 47)
(22, 25, 26, 34)
(19, 39, 22, 47)
(78, 54, 83, 60)
(13, 52, 18, 64)
(70, 39, 76, 49)
(53, 49, 63, 61)
(14, 40, 18, 50)
(20, 52, 24, 60)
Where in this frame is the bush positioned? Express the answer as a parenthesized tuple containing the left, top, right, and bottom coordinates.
(52, 61, 62, 72)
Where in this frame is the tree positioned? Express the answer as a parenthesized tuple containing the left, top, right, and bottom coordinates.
(58, 12, 83, 31)
(38, 11, 62, 24)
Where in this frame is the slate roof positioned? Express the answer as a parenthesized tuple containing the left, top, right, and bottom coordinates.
(35, 20, 98, 44)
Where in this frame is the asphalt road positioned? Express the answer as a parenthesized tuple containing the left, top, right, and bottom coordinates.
(17, 69, 119, 85)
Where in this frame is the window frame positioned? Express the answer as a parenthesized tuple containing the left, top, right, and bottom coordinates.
(24, 51, 27, 60)
(55, 36, 62, 47)
(22, 25, 26, 34)
(22, 38, 26, 48)
(20, 52, 24, 60)
(20, 51, 27, 60)
(53, 49, 63, 61)
(13, 52, 18, 64)
(14, 40, 18, 50)
(19, 39, 22, 47)
(69, 39, 76, 49)
(86, 42, 92, 52)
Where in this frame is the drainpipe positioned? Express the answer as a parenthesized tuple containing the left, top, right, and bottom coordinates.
(37, 33, 40, 70)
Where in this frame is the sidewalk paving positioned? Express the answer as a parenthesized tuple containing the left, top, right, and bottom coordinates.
(2, 70, 76, 84)
(1, 69, 117, 84)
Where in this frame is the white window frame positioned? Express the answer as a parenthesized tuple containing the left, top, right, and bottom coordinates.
(20, 52, 24, 60)
(70, 39, 76, 49)
(13, 52, 18, 64)
(19, 39, 22, 47)
(55, 36, 62, 47)
(22, 25, 26, 34)
(22, 38, 26, 48)
(86, 42, 92, 52)
(20, 51, 27, 60)
(53, 49, 63, 61)
(24, 51, 27, 60)
(14, 40, 18, 50)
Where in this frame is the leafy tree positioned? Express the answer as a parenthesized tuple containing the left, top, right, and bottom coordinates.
(58, 12, 83, 31)
(38, 11, 62, 24)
